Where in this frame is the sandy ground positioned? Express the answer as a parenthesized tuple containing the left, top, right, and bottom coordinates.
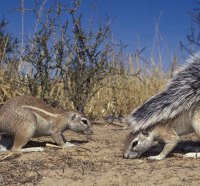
(1, 123, 200, 186)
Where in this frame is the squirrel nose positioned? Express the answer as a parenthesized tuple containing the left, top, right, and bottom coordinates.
(88, 129, 94, 135)
(84, 128, 94, 135)
(123, 153, 129, 159)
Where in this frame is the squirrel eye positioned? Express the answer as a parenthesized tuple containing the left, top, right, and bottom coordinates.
(131, 141, 138, 148)
(81, 119, 88, 125)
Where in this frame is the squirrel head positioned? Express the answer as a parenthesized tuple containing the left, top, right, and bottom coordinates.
(67, 112, 93, 135)
(123, 130, 153, 159)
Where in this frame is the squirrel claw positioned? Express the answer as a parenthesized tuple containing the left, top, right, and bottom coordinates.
(62, 142, 75, 148)
(147, 155, 164, 161)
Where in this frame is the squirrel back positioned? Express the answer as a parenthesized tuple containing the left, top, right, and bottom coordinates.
(127, 53, 200, 132)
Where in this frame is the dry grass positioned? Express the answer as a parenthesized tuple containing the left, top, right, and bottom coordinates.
(86, 64, 167, 118)
(84, 54, 169, 117)
(0, 55, 170, 118)
(0, 71, 22, 103)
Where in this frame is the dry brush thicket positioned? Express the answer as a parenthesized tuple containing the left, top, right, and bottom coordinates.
(0, 1, 171, 119)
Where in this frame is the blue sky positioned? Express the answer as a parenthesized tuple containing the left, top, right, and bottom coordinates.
(0, 0, 197, 66)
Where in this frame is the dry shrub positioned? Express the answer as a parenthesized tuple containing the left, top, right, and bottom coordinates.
(0, 1, 173, 119)
(84, 56, 169, 118)
(0, 55, 169, 119)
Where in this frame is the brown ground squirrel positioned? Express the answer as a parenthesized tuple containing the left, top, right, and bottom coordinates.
(0, 95, 93, 151)
(124, 53, 200, 160)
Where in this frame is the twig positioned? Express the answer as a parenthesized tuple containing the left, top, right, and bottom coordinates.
(46, 143, 62, 149)
(0, 152, 21, 162)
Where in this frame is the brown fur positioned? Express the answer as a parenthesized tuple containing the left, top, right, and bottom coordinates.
(123, 110, 198, 160)
(0, 95, 93, 151)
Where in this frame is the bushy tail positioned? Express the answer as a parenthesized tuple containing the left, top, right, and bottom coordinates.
(128, 53, 200, 132)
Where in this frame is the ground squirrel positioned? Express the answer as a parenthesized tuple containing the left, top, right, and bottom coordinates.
(0, 95, 93, 151)
(124, 53, 200, 160)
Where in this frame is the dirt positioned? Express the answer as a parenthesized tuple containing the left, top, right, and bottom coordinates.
(1, 123, 200, 186)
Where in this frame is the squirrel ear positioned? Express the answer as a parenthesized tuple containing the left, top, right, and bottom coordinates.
(71, 114, 76, 120)
(142, 130, 149, 136)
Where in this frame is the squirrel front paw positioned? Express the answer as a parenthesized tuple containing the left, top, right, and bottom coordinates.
(62, 142, 75, 148)
(147, 155, 165, 161)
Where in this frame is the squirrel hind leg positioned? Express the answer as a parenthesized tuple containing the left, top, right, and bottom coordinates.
(148, 128, 179, 160)
(11, 136, 32, 151)
(11, 127, 35, 151)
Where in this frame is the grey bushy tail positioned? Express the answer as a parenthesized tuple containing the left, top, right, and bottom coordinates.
(128, 53, 200, 132)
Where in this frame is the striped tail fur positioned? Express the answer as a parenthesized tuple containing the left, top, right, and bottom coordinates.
(127, 53, 200, 132)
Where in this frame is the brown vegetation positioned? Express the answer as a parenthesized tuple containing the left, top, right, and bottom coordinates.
(0, 0, 172, 119)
